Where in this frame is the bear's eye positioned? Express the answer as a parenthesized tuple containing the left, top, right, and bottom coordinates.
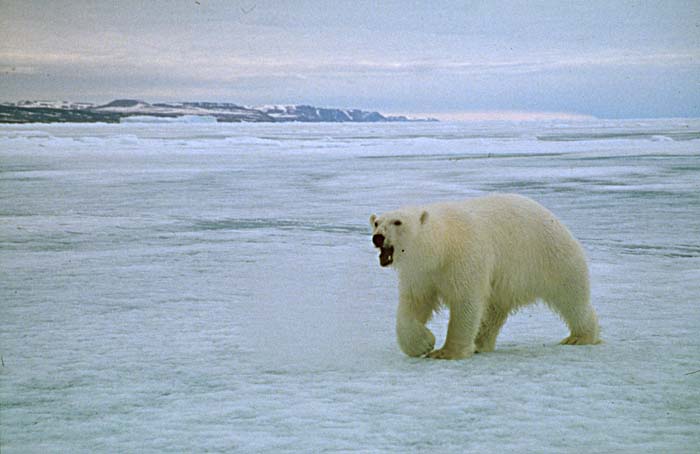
(393, 220, 402, 226)
(374, 221, 378, 228)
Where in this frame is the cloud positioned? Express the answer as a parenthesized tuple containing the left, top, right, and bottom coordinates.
(329, 51, 700, 78)
(1, 1, 698, 116)
(3, 47, 697, 84)
(423, 110, 598, 122)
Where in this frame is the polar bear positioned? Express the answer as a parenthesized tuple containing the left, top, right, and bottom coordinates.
(370, 193, 600, 360)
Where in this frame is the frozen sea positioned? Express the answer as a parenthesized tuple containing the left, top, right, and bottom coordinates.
(1, 118, 699, 453)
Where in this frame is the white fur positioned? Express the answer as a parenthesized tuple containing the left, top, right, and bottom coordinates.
(370, 193, 600, 360)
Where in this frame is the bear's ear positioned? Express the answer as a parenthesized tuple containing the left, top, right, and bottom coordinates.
(369, 214, 377, 227)
(420, 210, 429, 225)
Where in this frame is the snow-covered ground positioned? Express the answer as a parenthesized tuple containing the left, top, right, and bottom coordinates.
(1, 119, 699, 452)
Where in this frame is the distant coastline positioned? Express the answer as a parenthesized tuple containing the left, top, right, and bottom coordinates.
(0, 99, 438, 124)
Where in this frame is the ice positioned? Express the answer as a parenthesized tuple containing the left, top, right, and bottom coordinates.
(120, 115, 219, 124)
(1, 119, 699, 452)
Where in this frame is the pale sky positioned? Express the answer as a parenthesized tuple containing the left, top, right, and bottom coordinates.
(1, 0, 699, 119)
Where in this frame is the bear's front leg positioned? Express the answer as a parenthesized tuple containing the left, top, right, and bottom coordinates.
(396, 297, 435, 358)
(428, 299, 483, 360)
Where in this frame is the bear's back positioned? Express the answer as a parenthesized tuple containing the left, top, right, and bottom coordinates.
(431, 194, 586, 283)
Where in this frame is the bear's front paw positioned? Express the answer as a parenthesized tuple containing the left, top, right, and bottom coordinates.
(427, 347, 473, 360)
(396, 315, 436, 358)
(397, 326, 435, 358)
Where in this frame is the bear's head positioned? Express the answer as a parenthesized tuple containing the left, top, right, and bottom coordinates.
(369, 208, 429, 268)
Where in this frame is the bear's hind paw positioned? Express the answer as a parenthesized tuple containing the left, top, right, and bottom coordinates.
(560, 334, 601, 345)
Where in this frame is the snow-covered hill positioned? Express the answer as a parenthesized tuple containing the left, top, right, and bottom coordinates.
(9, 100, 96, 110)
(92, 100, 272, 122)
(256, 104, 405, 122)
(0, 99, 430, 123)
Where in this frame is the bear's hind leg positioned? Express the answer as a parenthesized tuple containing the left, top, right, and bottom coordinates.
(548, 296, 601, 345)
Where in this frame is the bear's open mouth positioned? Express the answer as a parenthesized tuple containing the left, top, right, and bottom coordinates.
(379, 245, 394, 267)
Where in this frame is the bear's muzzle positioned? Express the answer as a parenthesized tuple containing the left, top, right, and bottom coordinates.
(372, 234, 385, 248)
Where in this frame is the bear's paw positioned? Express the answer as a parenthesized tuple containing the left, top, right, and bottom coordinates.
(427, 347, 474, 360)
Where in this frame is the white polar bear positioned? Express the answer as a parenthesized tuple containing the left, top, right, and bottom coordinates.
(370, 193, 600, 360)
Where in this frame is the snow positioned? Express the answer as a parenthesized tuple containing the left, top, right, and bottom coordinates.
(5, 100, 96, 110)
(92, 102, 261, 120)
(1, 119, 699, 452)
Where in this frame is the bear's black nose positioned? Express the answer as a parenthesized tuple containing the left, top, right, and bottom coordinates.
(372, 234, 385, 248)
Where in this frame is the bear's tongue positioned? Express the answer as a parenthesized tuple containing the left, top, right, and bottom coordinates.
(379, 246, 394, 267)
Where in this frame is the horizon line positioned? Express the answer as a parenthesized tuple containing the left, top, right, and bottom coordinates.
(4, 98, 699, 122)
